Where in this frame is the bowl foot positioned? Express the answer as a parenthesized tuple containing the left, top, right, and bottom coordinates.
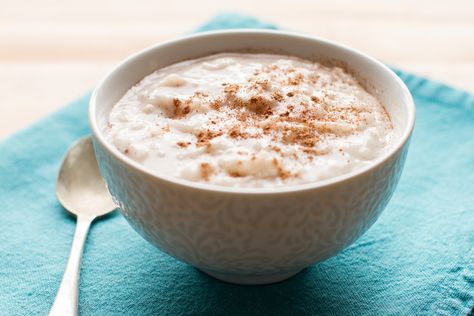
(200, 269, 303, 285)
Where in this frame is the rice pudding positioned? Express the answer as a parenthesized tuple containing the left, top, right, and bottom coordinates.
(104, 53, 393, 187)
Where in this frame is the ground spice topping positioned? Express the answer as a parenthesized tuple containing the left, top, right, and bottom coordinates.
(105, 53, 393, 187)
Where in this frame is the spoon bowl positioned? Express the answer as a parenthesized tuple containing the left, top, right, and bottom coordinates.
(56, 137, 116, 218)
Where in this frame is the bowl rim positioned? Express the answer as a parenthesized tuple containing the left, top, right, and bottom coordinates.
(89, 29, 416, 195)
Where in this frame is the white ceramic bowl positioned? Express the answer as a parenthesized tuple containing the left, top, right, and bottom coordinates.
(89, 30, 415, 285)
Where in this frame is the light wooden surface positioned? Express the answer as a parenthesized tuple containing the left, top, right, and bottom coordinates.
(1, 0, 473, 138)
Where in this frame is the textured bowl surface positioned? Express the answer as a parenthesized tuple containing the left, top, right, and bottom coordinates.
(89, 30, 415, 285)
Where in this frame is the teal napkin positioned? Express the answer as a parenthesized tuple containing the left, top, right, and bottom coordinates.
(1, 14, 473, 316)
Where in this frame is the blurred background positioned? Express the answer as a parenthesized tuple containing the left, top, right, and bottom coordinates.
(1, 0, 473, 138)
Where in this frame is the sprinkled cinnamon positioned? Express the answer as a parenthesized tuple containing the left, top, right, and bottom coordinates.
(287, 73, 304, 85)
(195, 129, 223, 147)
(223, 83, 239, 94)
(150, 59, 375, 178)
(228, 126, 249, 139)
(311, 96, 320, 103)
(176, 141, 190, 148)
(272, 158, 292, 180)
(273, 92, 284, 102)
(172, 98, 192, 118)
(200, 163, 213, 181)
(228, 171, 244, 178)
(106, 53, 393, 186)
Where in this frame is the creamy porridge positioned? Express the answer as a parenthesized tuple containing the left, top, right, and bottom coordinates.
(104, 53, 393, 187)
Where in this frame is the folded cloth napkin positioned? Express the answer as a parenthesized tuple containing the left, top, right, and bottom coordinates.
(1, 13, 473, 316)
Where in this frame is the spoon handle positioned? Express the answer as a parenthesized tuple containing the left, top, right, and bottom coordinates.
(50, 216, 93, 316)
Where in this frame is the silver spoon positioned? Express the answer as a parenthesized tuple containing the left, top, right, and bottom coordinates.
(50, 136, 116, 316)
